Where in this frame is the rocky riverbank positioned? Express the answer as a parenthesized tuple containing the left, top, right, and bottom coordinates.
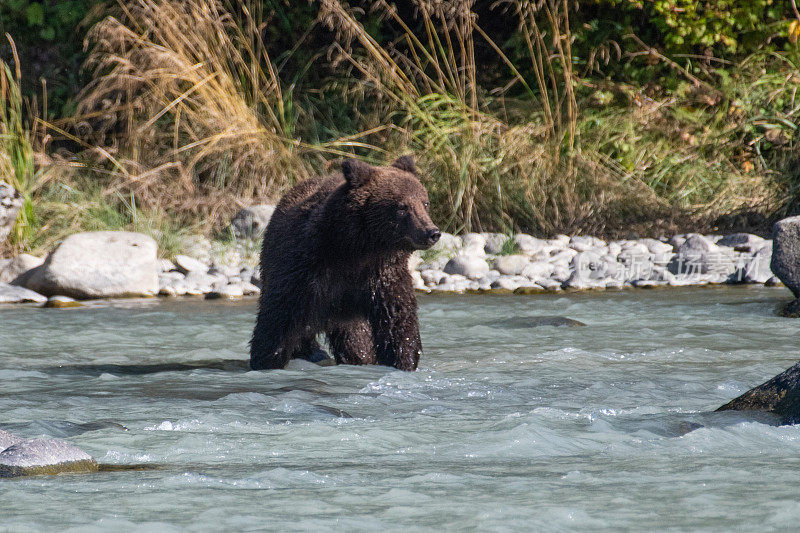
(0, 204, 793, 305)
(0, 233, 781, 307)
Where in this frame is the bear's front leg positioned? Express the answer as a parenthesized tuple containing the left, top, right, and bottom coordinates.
(326, 318, 377, 365)
(250, 292, 296, 370)
(369, 269, 422, 371)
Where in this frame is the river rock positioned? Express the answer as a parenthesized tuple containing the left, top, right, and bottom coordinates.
(716, 360, 800, 425)
(513, 234, 548, 255)
(0, 181, 23, 244)
(0, 254, 45, 284)
(492, 316, 587, 328)
(491, 277, 520, 291)
(718, 233, 766, 252)
(230, 204, 276, 239)
(429, 232, 461, 254)
(25, 232, 158, 299)
(43, 295, 83, 308)
(493, 255, 530, 276)
(0, 437, 98, 477)
(669, 233, 735, 277)
(0, 283, 47, 304)
(731, 244, 772, 284)
(520, 262, 553, 280)
(206, 283, 244, 300)
(241, 281, 261, 295)
(483, 233, 507, 254)
(771, 217, 800, 297)
(158, 258, 176, 273)
(421, 269, 445, 286)
(174, 254, 208, 275)
(443, 255, 490, 280)
(0, 429, 22, 450)
(461, 233, 487, 257)
(179, 234, 212, 263)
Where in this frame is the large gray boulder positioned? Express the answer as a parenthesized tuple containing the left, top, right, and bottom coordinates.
(0, 181, 23, 244)
(0, 283, 47, 304)
(0, 429, 22, 450)
(717, 360, 800, 425)
(0, 253, 45, 284)
(0, 437, 98, 477)
(771, 216, 800, 297)
(25, 231, 159, 299)
(230, 204, 276, 239)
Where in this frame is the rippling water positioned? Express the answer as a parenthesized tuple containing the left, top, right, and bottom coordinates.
(2, 287, 800, 531)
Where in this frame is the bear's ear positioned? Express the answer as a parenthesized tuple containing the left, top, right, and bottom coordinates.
(342, 159, 374, 188)
(391, 155, 416, 174)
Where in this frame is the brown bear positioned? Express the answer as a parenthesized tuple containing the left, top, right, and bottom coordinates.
(250, 155, 440, 371)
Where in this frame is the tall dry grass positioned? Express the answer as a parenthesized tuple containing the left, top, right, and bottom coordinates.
(58, 0, 788, 240)
(318, 0, 665, 234)
(76, 0, 343, 225)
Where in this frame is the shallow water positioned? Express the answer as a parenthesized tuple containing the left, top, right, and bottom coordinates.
(1, 287, 800, 531)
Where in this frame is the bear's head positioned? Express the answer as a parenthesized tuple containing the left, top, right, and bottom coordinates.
(342, 156, 440, 251)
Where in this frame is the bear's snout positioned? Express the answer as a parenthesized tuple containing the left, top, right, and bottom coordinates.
(426, 228, 441, 246)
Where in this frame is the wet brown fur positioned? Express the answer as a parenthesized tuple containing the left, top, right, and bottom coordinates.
(250, 156, 439, 371)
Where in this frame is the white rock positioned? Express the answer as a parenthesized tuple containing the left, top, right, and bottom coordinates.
(491, 277, 520, 291)
(0, 282, 47, 304)
(230, 204, 276, 239)
(460, 233, 486, 257)
(0, 254, 44, 284)
(158, 258, 176, 273)
(0, 181, 23, 244)
(549, 235, 571, 246)
(640, 238, 673, 255)
(421, 270, 446, 286)
(520, 262, 553, 280)
(429, 232, 461, 254)
(513, 234, 548, 255)
(206, 283, 244, 300)
(412, 270, 427, 291)
(536, 278, 563, 291)
(174, 254, 208, 274)
(241, 281, 261, 295)
(483, 233, 507, 254)
(408, 252, 422, 272)
(0, 437, 97, 477)
(25, 232, 158, 299)
(493, 254, 530, 275)
(443, 255, 490, 280)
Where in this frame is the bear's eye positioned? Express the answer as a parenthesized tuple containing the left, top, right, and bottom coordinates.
(397, 204, 408, 214)
(423, 201, 430, 210)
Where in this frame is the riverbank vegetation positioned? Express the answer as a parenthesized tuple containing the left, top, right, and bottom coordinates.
(2, 0, 800, 255)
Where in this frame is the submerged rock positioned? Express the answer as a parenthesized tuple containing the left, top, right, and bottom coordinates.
(717, 360, 800, 425)
(0, 436, 98, 477)
(491, 316, 587, 328)
(25, 231, 159, 299)
(0, 429, 22, 450)
(43, 295, 83, 308)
